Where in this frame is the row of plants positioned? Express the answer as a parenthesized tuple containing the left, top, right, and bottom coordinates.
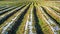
(43, 6, 60, 24)
(34, 3, 54, 34)
(15, 3, 31, 34)
(50, 6, 60, 14)
(0, 3, 30, 34)
(41, 6, 60, 34)
(0, 4, 26, 27)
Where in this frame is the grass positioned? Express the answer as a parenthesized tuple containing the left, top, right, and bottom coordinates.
(57, 30, 60, 34)
(0, 0, 60, 7)
(0, 0, 30, 6)
(0, 1, 16, 6)
(36, 1, 60, 7)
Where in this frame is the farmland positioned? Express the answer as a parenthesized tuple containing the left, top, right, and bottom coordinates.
(0, 0, 60, 34)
